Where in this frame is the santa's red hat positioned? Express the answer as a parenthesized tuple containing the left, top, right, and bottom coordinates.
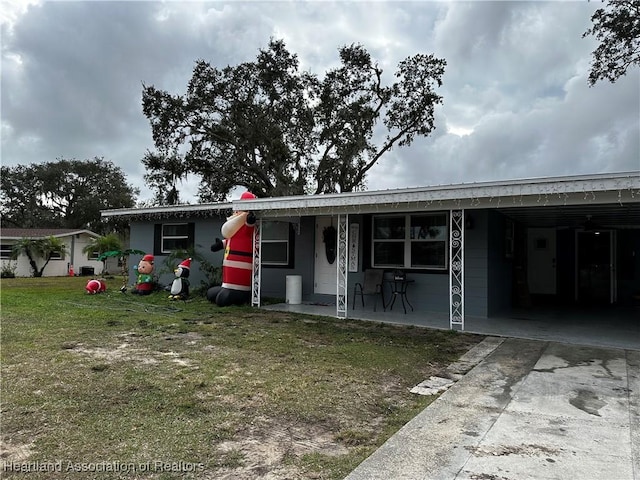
(142, 254, 154, 263)
(240, 191, 256, 200)
(179, 258, 191, 269)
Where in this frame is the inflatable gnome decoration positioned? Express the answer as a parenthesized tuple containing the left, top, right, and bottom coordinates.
(207, 192, 257, 307)
(169, 258, 191, 301)
(131, 254, 155, 295)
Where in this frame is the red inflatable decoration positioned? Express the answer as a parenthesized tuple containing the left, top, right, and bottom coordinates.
(85, 278, 107, 294)
(207, 191, 256, 306)
(131, 254, 155, 295)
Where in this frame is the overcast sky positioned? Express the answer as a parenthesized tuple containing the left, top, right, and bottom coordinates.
(2, 0, 639, 203)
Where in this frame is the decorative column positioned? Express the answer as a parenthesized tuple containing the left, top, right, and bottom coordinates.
(337, 214, 348, 319)
(251, 218, 262, 307)
(449, 210, 464, 330)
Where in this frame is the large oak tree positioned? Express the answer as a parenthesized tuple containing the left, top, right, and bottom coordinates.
(142, 39, 446, 202)
(0, 157, 138, 234)
(584, 0, 640, 85)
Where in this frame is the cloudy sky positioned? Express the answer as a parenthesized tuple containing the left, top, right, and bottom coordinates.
(2, 0, 639, 203)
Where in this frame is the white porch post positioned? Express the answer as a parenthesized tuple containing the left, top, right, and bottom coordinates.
(449, 209, 464, 330)
(251, 218, 262, 307)
(337, 214, 348, 319)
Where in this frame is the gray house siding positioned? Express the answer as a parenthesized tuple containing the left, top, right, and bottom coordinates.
(128, 217, 227, 290)
(259, 217, 316, 301)
(465, 210, 489, 318)
(125, 207, 639, 315)
(128, 221, 156, 279)
(265, 211, 497, 317)
(123, 210, 521, 318)
(270, 211, 495, 318)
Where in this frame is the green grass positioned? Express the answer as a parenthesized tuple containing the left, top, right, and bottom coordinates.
(1, 277, 484, 479)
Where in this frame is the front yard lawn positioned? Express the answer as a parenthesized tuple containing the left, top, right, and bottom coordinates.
(1, 277, 483, 479)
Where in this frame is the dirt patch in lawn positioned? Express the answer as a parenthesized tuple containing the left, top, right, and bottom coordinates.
(63, 332, 201, 367)
(0, 439, 35, 464)
(214, 419, 350, 480)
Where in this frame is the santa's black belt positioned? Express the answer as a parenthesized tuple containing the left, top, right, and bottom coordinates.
(228, 250, 252, 257)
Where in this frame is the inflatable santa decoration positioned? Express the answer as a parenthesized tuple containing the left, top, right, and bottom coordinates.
(207, 191, 257, 306)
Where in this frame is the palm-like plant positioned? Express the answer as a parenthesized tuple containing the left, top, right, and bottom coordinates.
(98, 248, 146, 291)
(82, 233, 123, 274)
(11, 236, 67, 277)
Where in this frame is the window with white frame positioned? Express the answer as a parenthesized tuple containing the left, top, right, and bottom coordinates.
(159, 223, 193, 253)
(0, 244, 13, 259)
(372, 213, 448, 270)
(50, 250, 64, 260)
(87, 249, 100, 261)
(261, 221, 293, 267)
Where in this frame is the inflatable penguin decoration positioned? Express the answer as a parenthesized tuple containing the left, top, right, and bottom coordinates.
(207, 191, 257, 307)
(169, 258, 191, 301)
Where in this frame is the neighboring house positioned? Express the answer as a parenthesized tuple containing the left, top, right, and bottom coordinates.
(0, 228, 106, 277)
(102, 172, 640, 329)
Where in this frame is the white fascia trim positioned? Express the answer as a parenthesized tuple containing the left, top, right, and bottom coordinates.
(235, 172, 640, 217)
(101, 202, 232, 218)
(51, 230, 101, 239)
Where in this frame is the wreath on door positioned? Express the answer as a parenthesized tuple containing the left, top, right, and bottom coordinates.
(323, 225, 337, 264)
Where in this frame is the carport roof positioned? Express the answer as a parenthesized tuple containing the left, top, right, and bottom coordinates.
(102, 171, 640, 227)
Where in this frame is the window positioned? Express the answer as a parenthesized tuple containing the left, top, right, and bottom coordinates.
(1, 243, 65, 260)
(0, 244, 13, 259)
(87, 250, 100, 261)
(261, 221, 294, 267)
(50, 250, 64, 260)
(154, 223, 195, 255)
(372, 213, 448, 270)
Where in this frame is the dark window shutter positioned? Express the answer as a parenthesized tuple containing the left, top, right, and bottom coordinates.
(188, 222, 195, 249)
(288, 223, 295, 268)
(153, 224, 162, 255)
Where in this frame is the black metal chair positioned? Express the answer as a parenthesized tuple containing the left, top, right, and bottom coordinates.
(353, 269, 384, 311)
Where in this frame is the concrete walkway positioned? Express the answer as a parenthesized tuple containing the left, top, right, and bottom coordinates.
(345, 337, 640, 480)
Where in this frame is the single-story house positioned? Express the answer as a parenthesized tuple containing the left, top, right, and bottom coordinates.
(102, 171, 640, 330)
(0, 228, 107, 277)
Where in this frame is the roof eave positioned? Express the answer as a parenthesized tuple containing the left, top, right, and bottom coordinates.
(236, 172, 640, 217)
(101, 202, 233, 219)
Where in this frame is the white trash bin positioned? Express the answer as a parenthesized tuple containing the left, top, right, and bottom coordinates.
(285, 275, 302, 305)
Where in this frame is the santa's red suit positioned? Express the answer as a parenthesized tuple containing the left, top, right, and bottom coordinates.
(221, 221, 254, 292)
(207, 191, 256, 306)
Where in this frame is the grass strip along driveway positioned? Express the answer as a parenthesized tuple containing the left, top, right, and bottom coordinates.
(1, 277, 483, 479)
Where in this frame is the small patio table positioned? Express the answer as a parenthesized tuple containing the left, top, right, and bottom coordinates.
(384, 278, 415, 314)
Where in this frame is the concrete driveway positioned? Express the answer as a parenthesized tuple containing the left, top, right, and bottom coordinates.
(345, 337, 640, 480)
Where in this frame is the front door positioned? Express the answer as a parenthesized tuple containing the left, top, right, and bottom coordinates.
(527, 228, 557, 296)
(577, 230, 615, 304)
(314, 216, 337, 295)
